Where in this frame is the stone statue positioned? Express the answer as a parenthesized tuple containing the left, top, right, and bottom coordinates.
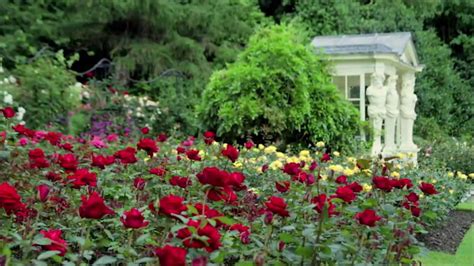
(400, 72, 418, 160)
(366, 72, 387, 156)
(383, 75, 399, 156)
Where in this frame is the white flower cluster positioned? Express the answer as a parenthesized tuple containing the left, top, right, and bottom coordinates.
(123, 94, 161, 120)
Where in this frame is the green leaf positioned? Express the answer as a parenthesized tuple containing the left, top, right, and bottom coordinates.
(210, 251, 225, 263)
(279, 232, 295, 243)
(33, 237, 52, 246)
(135, 234, 150, 245)
(215, 216, 236, 225)
(296, 246, 313, 258)
(92, 255, 117, 265)
(134, 257, 155, 264)
(235, 261, 254, 266)
(37, 250, 61, 260)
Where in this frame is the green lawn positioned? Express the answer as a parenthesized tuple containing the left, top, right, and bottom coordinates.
(417, 199, 474, 266)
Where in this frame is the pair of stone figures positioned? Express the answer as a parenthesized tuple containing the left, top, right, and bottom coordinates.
(366, 72, 418, 158)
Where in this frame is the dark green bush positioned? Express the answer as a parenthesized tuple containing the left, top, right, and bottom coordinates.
(198, 25, 362, 152)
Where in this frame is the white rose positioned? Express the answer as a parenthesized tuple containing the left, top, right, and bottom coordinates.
(8, 75, 16, 84)
(3, 94, 13, 104)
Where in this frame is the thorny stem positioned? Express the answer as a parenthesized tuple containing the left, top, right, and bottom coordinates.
(312, 212, 325, 266)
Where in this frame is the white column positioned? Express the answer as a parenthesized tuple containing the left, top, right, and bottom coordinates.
(383, 75, 399, 156)
(399, 72, 418, 162)
(366, 72, 387, 156)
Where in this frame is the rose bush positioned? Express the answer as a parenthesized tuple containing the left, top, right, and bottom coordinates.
(0, 108, 471, 265)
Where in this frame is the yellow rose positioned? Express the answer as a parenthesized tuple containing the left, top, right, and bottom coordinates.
(362, 183, 372, 193)
(346, 157, 356, 164)
(257, 156, 267, 162)
(447, 172, 454, 177)
(258, 144, 265, 150)
(320, 174, 328, 181)
(396, 153, 406, 159)
(316, 141, 325, 148)
(343, 168, 355, 176)
(251, 148, 260, 153)
(233, 161, 243, 168)
(249, 158, 257, 164)
(269, 160, 283, 170)
(333, 151, 340, 157)
(212, 141, 220, 146)
(222, 143, 228, 149)
(256, 166, 263, 173)
(264, 145, 277, 154)
(328, 164, 344, 173)
(276, 152, 286, 159)
(287, 156, 300, 163)
(391, 172, 400, 178)
(469, 173, 474, 179)
(299, 150, 310, 157)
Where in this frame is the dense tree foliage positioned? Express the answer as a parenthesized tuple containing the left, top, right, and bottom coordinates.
(199, 25, 362, 151)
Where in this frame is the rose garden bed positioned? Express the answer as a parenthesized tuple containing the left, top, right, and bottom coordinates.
(0, 107, 471, 265)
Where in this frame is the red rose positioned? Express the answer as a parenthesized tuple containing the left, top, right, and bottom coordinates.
(0, 131, 6, 143)
(36, 184, 50, 202)
(186, 149, 202, 161)
(311, 194, 337, 217)
(228, 172, 246, 191)
(309, 161, 318, 171)
(348, 182, 363, 193)
(1, 107, 15, 118)
(321, 153, 331, 162)
(170, 176, 192, 189)
(140, 127, 149, 134)
(121, 208, 149, 229)
(405, 192, 419, 203)
(137, 138, 158, 157)
(38, 229, 68, 256)
(207, 187, 238, 203)
(335, 175, 348, 184)
(196, 167, 230, 187)
(150, 167, 166, 176)
(114, 147, 137, 164)
(265, 196, 289, 217)
(193, 203, 223, 219)
(154, 245, 187, 266)
(46, 171, 62, 182)
(372, 176, 393, 192)
(292, 171, 310, 183)
(91, 154, 115, 169)
(67, 169, 97, 188)
(133, 177, 147, 190)
(0, 182, 25, 214)
(355, 209, 382, 227)
(45, 131, 62, 146)
(157, 133, 168, 142)
(221, 144, 239, 162)
(176, 146, 186, 154)
(230, 223, 251, 244)
(12, 124, 35, 137)
(275, 181, 290, 193)
(79, 192, 115, 219)
(410, 205, 421, 217)
(282, 162, 301, 175)
(203, 131, 215, 145)
(58, 153, 78, 171)
(159, 195, 187, 217)
(398, 178, 413, 189)
(335, 186, 356, 203)
(419, 182, 438, 195)
(244, 140, 255, 149)
(177, 220, 222, 252)
(29, 148, 45, 159)
(28, 148, 50, 168)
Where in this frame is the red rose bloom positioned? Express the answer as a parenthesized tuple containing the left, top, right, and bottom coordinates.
(170, 176, 192, 189)
(335, 186, 356, 203)
(207, 187, 238, 203)
(230, 223, 251, 244)
(114, 147, 137, 164)
(228, 172, 246, 191)
(67, 169, 97, 188)
(154, 245, 187, 266)
(309, 161, 318, 171)
(159, 195, 187, 217)
(186, 149, 202, 161)
(177, 220, 222, 252)
(372, 176, 393, 192)
(150, 167, 166, 176)
(0, 182, 25, 214)
(311, 194, 337, 217)
(335, 175, 348, 184)
(1, 107, 15, 118)
(265, 196, 289, 217)
(221, 144, 239, 162)
(275, 181, 290, 193)
(193, 203, 223, 219)
(37, 184, 50, 202)
(348, 182, 363, 193)
(140, 127, 149, 134)
(410, 205, 421, 217)
(196, 167, 230, 187)
(157, 133, 168, 142)
(137, 138, 158, 157)
(321, 153, 331, 162)
(91, 154, 115, 169)
(355, 209, 382, 227)
(28, 148, 50, 168)
(58, 153, 79, 171)
(38, 229, 68, 256)
(405, 192, 419, 203)
(419, 182, 438, 195)
(46, 171, 62, 182)
(121, 208, 149, 229)
(79, 192, 115, 219)
(203, 131, 215, 145)
(244, 140, 255, 149)
(133, 177, 147, 190)
(45, 131, 62, 146)
(282, 162, 301, 175)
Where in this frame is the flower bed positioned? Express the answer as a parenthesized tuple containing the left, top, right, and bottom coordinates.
(0, 107, 470, 265)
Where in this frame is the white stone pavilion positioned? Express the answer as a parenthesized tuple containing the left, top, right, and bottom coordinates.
(311, 32, 424, 163)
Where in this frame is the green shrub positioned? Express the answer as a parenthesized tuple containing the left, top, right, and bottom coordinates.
(3, 51, 79, 130)
(198, 24, 362, 152)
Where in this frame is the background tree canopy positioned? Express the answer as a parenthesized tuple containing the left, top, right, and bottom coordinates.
(0, 0, 472, 141)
